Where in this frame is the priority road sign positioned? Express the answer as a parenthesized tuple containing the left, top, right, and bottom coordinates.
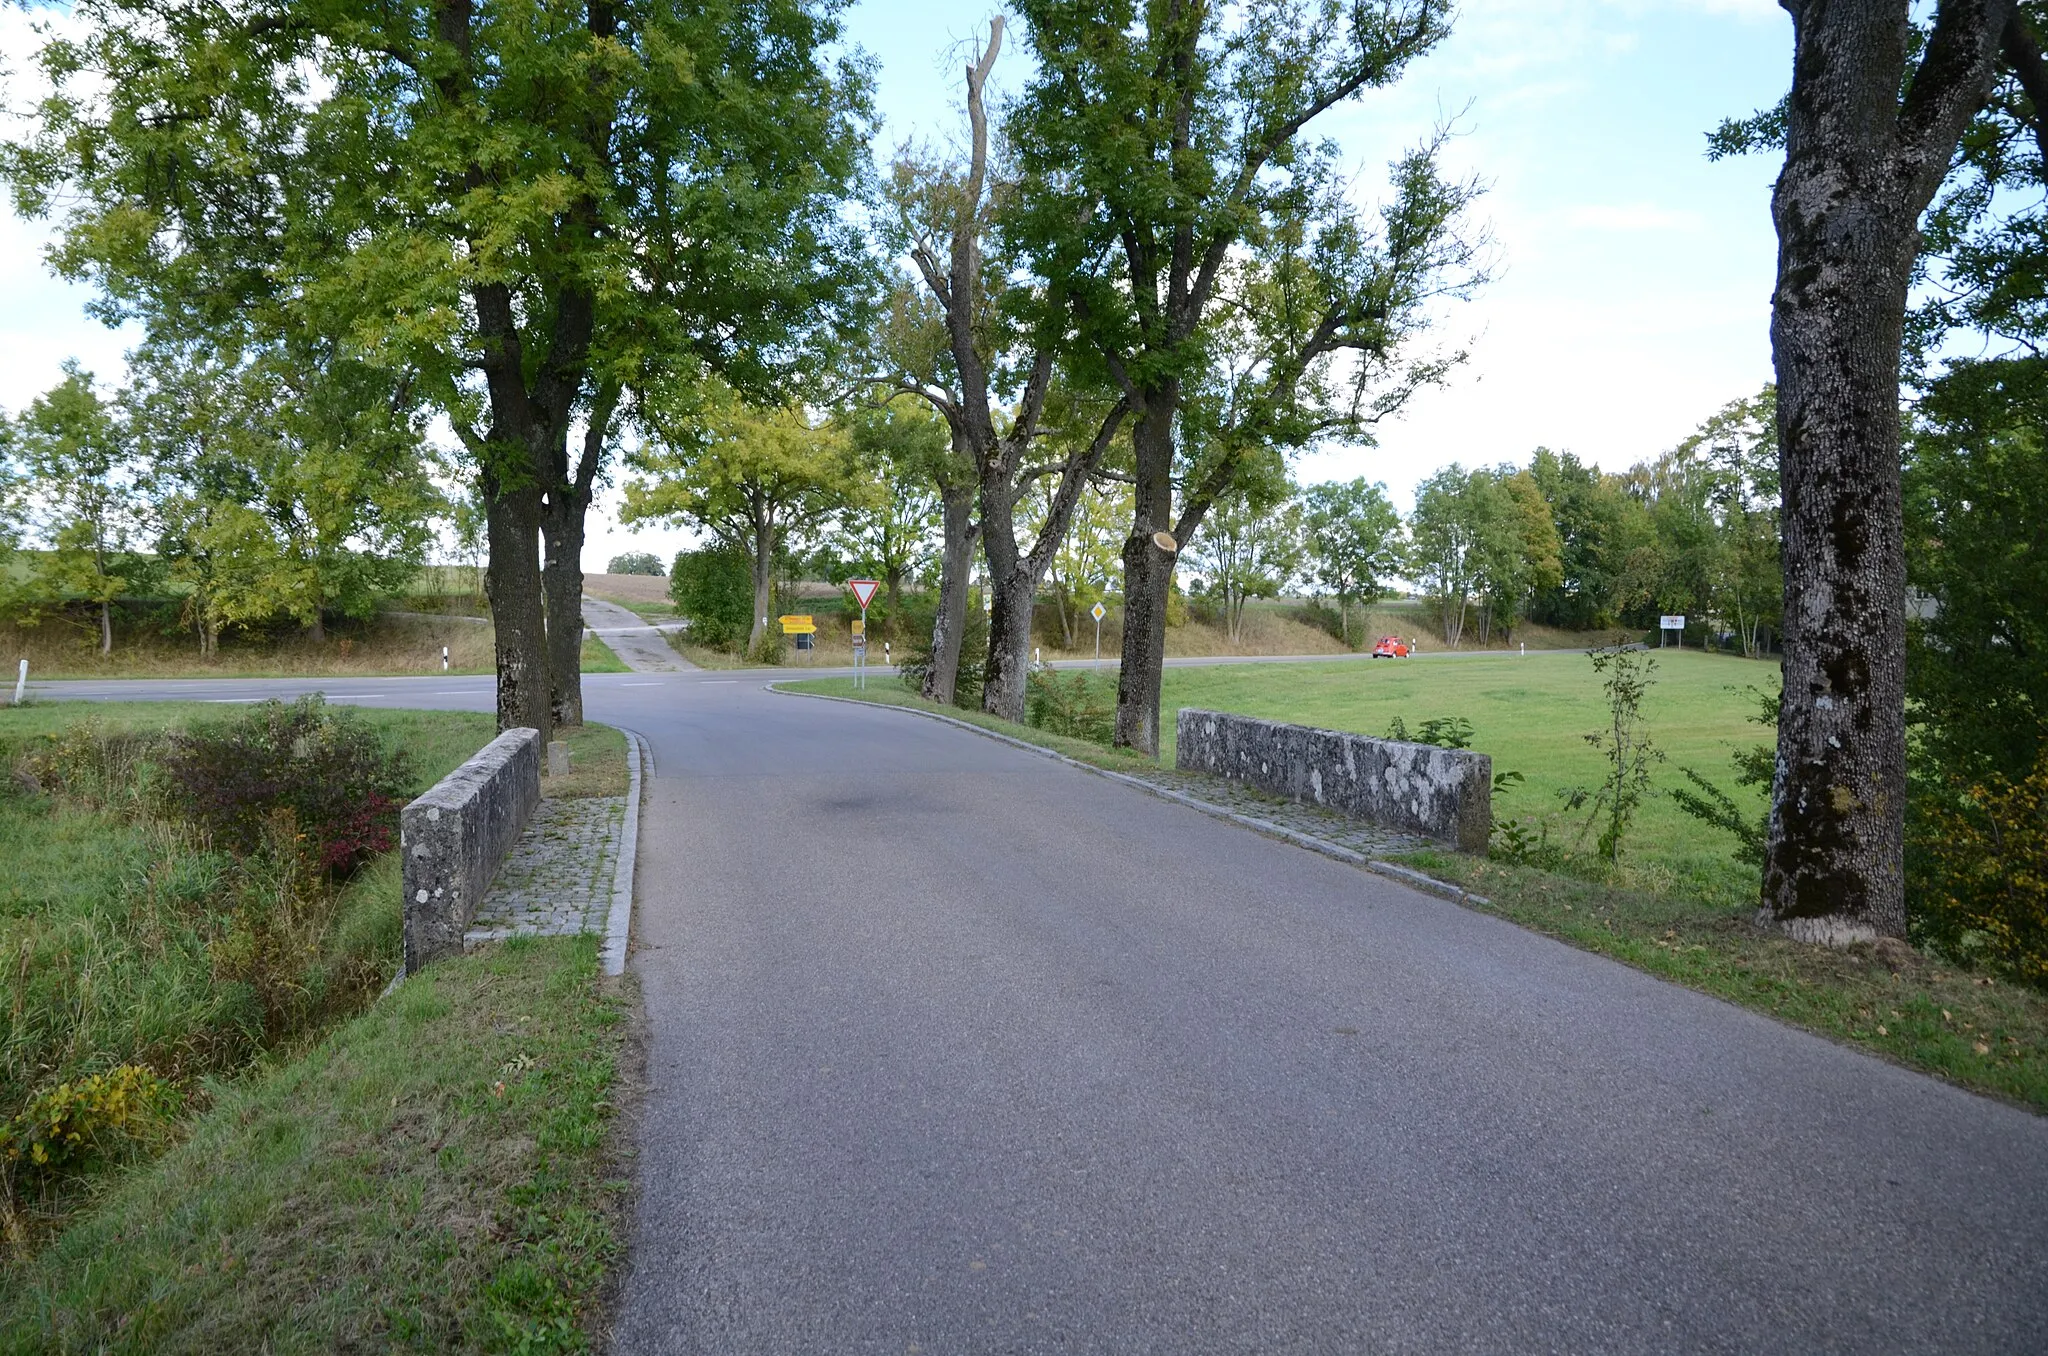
(1091, 601, 1106, 622)
(848, 578, 881, 610)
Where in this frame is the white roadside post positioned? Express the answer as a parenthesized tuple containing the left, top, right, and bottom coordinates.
(442, 645, 450, 672)
(12, 659, 26, 706)
(848, 578, 881, 692)
(1091, 600, 1107, 667)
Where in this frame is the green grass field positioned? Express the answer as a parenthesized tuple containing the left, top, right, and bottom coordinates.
(1150, 648, 1774, 904)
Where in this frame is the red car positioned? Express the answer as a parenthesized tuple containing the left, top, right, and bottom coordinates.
(1372, 636, 1410, 658)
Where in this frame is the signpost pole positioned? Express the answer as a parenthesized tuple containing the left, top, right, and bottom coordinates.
(858, 604, 867, 690)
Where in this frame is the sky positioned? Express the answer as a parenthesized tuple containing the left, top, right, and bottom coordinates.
(0, 0, 1794, 571)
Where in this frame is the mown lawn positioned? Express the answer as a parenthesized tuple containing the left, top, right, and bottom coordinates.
(1, 937, 634, 1354)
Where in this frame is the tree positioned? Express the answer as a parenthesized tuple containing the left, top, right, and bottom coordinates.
(882, 19, 1130, 723)
(1190, 481, 1305, 645)
(608, 553, 664, 577)
(1470, 469, 1562, 645)
(1040, 477, 1130, 650)
(1008, 0, 1483, 753)
(1904, 356, 2048, 786)
(1762, 0, 2012, 944)
(7, 0, 872, 735)
(623, 388, 865, 652)
(1526, 448, 1639, 630)
(842, 398, 950, 637)
(1302, 479, 1402, 647)
(1407, 466, 1499, 647)
(9, 364, 145, 655)
(668, 544, 753, 651)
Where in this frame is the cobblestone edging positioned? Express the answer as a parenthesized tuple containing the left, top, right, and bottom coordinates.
(769, 686, 1490, 909)
(463, 728, 645, 973)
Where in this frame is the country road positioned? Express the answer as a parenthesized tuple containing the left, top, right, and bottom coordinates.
(12, 667, 2048, 1351)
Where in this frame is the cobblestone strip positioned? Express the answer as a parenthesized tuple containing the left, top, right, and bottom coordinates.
(773, 686, 1492, 909)
(465, 728, 647, 963)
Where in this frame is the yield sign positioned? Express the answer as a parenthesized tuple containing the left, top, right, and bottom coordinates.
(848, 578, 882, 611)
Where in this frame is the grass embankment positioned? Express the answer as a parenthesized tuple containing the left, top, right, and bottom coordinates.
(6, 617, 627, 680)
(1, 936, 634, 1354)
(779, 657, 2048, 1114)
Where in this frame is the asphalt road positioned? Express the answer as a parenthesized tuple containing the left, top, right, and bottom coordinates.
(14, 668, 2048, 1351)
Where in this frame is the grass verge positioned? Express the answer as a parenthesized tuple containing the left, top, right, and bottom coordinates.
(776, 676, 2048, 1115)
(0, 935, 635, 1354)
(545, 723, 629, 799)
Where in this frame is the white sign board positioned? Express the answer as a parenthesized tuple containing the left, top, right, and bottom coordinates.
(1659, 615, 1685, 630)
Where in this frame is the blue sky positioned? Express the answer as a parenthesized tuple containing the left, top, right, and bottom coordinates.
(0, 1, 1793, 568)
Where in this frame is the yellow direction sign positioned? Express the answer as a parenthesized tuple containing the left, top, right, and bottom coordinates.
(849, 618, 865, 636)
(778, 614, 816, 635)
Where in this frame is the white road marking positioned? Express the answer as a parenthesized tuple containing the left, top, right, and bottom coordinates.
(701, 680, 737, 684)
(622, 682, 664, 687)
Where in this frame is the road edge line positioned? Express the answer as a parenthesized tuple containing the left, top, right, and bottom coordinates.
(768, 684, 1488, 909)
(603, 727, 647, 977)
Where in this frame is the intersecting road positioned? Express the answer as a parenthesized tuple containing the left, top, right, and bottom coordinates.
(20, 644, 2048, 1353)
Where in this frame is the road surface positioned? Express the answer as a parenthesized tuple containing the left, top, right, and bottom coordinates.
(12, 669, 2047, 1352)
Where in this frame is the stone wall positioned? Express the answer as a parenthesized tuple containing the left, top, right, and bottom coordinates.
(1175, 708, 1492, 852)
(402, 727, 541, 971)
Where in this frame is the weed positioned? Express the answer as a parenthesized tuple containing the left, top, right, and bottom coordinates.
(1560, 647, 1665, 861)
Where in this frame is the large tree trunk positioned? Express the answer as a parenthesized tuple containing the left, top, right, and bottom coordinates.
(541, 489, 588, 728)
(748, 516, 774, 655)
(923, 478, 977, 705)
(1114, 400, 1177, 755)
(982, 554, 1036, 723)
(484, 476, 551, 742)
(1763, 0, 2011, 944)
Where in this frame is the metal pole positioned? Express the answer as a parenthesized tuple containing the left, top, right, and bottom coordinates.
(12, 659, 25, 706)
(1094, 615, 1102, 667)
(858, 605, 867, 690)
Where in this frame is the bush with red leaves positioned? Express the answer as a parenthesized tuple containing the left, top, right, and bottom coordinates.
(160, 697, 414, 877)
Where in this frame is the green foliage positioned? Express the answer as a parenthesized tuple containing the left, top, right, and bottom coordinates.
(1384, 715, 1476, 750)
(897, 590, 988, 709)
(668, 545, 754, 652)
(606, 552, 664, 577)
(1025, 669, 1115, 745)
(0, 1064, 177, 1196)
(1560, 647, 1665, 861)
(1911, 749, 2048, 988)
(1188, 480, 1305, 644)
(1301, 478, 1401, 647)
(1904, 358, 2048, 787)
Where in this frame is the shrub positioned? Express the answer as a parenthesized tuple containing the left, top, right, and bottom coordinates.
(1910, 749, 2048, 987)
(161, 697, 413, 876)
(1384, 715, 1475, 750)
(0, 1064, 176, 1184)
(1560, 646, 1663, 861)
(1671, 681, 1779, 873)
(670, 545, 753, 650)
(1026, 669, 1115, 745)
(14, 717, 166, 813)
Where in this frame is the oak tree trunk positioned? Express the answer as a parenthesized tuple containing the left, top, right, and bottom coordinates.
(923, 479, 978, 705)
(1763, 0, 2012, 942)
(484, 476, 551, 743)
(1114, 401, 1178, 755)
(541, 491, 588, 729)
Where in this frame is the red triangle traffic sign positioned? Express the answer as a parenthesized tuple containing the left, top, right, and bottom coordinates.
(848, 578, 881, 611)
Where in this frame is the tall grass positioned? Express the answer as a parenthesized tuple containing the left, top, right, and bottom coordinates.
(0, 703, 494, 1251)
